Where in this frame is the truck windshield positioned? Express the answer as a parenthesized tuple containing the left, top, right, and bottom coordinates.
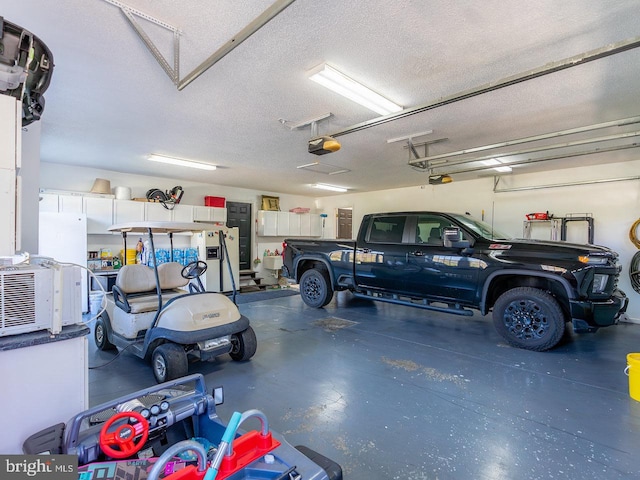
(449, 214, 511, 241)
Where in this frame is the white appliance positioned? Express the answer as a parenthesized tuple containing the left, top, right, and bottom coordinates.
(191, 227, 239, 293)
(0, 264, 82, 336)
(39, 212, 89, 312)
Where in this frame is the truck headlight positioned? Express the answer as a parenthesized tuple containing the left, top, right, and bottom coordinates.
(579, 255, 608, 265)
(592, 274, 609, 294)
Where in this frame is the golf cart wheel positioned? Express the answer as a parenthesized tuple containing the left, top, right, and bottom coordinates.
(300, 268, 333, 308)
(492, 287, 566, 351)
(229, 326, 257, 361)
(152, 343, 188, 383)
(95, 317, 116, 351)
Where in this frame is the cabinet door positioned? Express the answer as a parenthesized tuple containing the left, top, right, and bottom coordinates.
(310, 214, 322, 237)
(39, 193, 59, 213)
(145, 202, 173, 221)
(193, 206, 212, 222)
(83, 197, 114, 234)
(257, 210, 277, 236)
(299, 214, 311, 236)
(288, 213, 301, 236)
(114, 200, 144, 224)
(172, 204, 193, 222)
(211, 207, 227, 223)
(276, 212, 289, 236)
(59, 194, 83, 213)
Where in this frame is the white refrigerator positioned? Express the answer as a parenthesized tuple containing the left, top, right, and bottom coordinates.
(191, 227, 240, 293)
(39, 212, 89, 312)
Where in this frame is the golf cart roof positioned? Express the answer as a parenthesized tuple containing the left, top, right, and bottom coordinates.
(108, 221, 210, 234)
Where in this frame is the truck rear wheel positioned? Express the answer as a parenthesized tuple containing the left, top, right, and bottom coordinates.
(152, 343, 188, 383)
(300, 268, 333, 308)
(493, 287, 565, 351)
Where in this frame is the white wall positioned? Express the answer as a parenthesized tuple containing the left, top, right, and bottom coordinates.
(317, 159, 640, 321)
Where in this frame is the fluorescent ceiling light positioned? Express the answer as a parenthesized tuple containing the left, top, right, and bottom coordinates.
(309, 64, 402, 116)
(148, 154, 217, 171)
(481, 158, 511, 172)
(312, 183, 348, 192)
(482, 159, 501, 166)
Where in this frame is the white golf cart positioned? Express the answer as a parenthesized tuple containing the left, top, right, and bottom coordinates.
(94, 221, 257, 383)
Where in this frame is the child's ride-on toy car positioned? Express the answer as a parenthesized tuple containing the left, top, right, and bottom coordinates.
(23, 374, 342, 479)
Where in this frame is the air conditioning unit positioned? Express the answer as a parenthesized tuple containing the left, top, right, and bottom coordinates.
(0, 264, 82, 337)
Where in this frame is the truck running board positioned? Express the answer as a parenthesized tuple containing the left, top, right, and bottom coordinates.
(353, 291, 474, 316)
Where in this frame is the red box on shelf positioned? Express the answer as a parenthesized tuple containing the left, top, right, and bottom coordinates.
(204, 196, 225, 207)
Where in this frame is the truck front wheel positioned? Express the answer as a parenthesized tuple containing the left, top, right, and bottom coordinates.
(300, 268, 334, 308)
(492, 287, 566, 351)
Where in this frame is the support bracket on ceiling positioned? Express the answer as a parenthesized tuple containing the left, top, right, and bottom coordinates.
(280, 113, 333, 137)
(403, 138, 448, 170)
(103, 0, 181, 85)
(102, 0, 296, 89)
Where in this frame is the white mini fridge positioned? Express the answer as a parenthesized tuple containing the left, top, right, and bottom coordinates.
(191, 227, 240, 293)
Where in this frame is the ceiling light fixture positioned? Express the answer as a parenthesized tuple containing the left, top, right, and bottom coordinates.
(148, 154, 217, 171)
(311, 183, 348, 193)
(309, 64, 403, 116)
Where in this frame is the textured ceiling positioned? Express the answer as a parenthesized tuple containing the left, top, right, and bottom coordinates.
(3, 0, 640, 196)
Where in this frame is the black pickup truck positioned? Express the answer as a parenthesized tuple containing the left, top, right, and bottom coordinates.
(282, 212, 628, 351)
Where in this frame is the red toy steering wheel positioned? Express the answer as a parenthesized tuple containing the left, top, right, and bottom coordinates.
(99, 411, 149, 459)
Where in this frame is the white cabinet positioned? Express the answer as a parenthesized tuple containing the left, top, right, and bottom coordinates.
(172, 204, 193, 222)
(83, 197, 113, 234)
(114, 199, 144, 224)
(276, 212, 290, 236)
(310, 214, 322, 237)
(211, 207, 227, 223)
(59, 194, 83, 213)
(289, 214, 301, 236)
(39, 193, 59, 213)
(39, 194, 226, 234)
(193, 205, 226, 223)
(257, 210, 278, 236)
(257, 211, 322, 237)
(145, 202, 173, 222)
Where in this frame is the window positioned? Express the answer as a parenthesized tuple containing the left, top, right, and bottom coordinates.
(416, 215, 470, 246)
(368, 216, 406, 243)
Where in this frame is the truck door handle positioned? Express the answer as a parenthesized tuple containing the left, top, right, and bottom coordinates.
(411, 251, 424, 256)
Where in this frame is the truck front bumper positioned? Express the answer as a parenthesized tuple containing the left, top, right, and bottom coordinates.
(570, 288, 628, 333)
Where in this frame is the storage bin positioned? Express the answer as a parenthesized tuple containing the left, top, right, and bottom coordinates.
(205, 196, 225, 207)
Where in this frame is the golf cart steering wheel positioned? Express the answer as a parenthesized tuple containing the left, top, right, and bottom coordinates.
(181, 260, 208, 280)
(99, 411, 149, 459)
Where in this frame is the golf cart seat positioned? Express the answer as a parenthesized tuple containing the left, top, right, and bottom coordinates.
(113, 262, 189, 314)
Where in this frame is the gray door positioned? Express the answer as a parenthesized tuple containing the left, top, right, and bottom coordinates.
(337, 208, 353, 239)
(226, 202, 251, 270)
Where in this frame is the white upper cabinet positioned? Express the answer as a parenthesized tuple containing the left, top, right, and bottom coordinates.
(145, 202, 173, 222)
(113, 199, 144, 224)
(83, 197, 114, 234)
(257, 211, 322, 237)
(171, 204, 193, 222)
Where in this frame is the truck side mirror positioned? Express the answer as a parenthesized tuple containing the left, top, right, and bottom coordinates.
(443, 227, 471, 249)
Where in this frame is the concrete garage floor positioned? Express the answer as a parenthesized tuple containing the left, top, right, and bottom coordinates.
(89, 292, 640, 480)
